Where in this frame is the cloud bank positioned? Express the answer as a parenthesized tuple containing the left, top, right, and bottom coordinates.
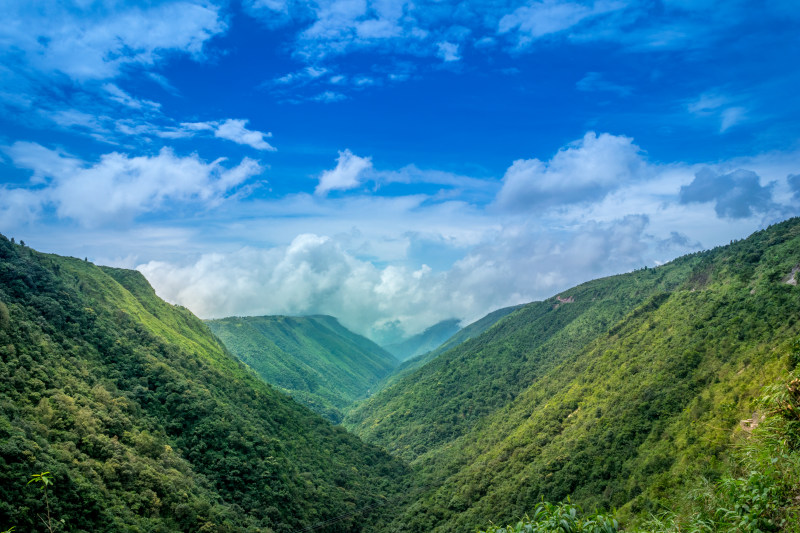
(2, 143, 262, 227)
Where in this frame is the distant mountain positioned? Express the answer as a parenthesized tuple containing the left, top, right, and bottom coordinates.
(0, 237, 407, 532)
(379, 305, 526, 389)
(384, 318, 462, 362)
(206, 314, 398, 422)
(344, 218, 800, 532)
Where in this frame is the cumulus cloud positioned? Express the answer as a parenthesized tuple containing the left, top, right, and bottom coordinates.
(495, 131, 645, 211)
(4, 142, 263, 227)
(138, 214, 659, 344)
(316, 149, 373, 195)
(679, 168, 775, 219)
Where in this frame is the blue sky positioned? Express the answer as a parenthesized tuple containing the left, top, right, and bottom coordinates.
(1, 0, 799, 343)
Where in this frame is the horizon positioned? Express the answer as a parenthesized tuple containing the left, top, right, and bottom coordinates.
(1, 0, 799, 344)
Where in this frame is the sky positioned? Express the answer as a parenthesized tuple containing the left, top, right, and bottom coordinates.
(1, 0, 799, 344)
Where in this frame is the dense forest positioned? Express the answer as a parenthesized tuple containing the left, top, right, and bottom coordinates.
(1, 218, 799, 532)
(344, 218, 800, 531)
(0, 236, 407, 532)
(206, 315, 397, 422)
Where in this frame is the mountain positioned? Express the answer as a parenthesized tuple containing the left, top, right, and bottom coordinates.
(206, 314, 398, 422)
(343, 218, 800, 532)
(384, 319, 462, 362)
(377, 305, 526, 391)
(0, 236, 407, 532)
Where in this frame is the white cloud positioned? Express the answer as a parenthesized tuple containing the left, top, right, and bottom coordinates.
(214, 119, 276, 151)
(103, 83, 161, 111)
(4, 142, 263, 227)
(1, 1, 226, 81)
(312, 90, 348, 103)
(495, 131, 646, 210)
(316, 149, 373, 195)
(687, 92, 749, 133)
(498, 0, 625, 48)
(180, 119, 277, 150)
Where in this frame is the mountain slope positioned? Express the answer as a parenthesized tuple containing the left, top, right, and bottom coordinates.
(345, 218, 800, 532)
(0, 237, 407, 532)
(376, 305, 526, 392)
(206, 314, 397, 422)
(384, 319, 461, 362)
(395, 305, 525, 379)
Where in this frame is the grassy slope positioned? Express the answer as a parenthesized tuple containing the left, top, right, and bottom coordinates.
(206, 315, 397, 422)
(0, 238, 407, 532)
(348, 219, 800, 532)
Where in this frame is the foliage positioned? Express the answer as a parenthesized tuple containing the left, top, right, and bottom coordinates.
(378, 305, 525, 391)
(477, 501, 619, 533)
(641, 373, 800, 533)
(346, 218, 800, 532)
(0, 235, 408, 532)
(206, 315, 397, 422)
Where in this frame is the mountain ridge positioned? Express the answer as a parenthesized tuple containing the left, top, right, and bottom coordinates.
(206, 313, 398, 422)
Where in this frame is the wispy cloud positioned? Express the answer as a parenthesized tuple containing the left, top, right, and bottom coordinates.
(576, 71, 632, 96)
(688, 92, 749, 133)
(183, 119, 277, 151)
(0, 1, 226, 82)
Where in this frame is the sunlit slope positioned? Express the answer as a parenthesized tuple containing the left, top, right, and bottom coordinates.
(0, 237, 407, 532)
(206, 314, 397, 422)
(344, 261, 696, 461)
(351, 218, 800, 532)
(374, 305, 526, 393)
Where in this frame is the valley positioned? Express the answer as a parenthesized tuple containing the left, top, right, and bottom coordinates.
(1, 218, 799, 532)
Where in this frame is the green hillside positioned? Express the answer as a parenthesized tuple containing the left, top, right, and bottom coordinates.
(206, 315, 397, 422)
(376, 305, 526, 392)
(344, 218, 800, 532)
(0, 236, 407, 532)
(384, 319, 461, 362)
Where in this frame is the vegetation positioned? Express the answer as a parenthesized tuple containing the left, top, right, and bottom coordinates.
(0, 235, 407, 532)
(206, 315, 397, 422)
(346, 218, 800, 532)
(3, 217, 800, 533)
(379, 305, 525, 390)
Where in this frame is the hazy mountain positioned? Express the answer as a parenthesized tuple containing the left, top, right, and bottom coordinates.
(344, 218, 800, 531)
(0, 236, 407, 532)
(377, 305, 526, 391)
(384, 319, 462, 362)
(206, 314, 398, 422)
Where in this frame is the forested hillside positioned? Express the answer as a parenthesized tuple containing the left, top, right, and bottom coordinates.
(0, 236, 407, 532)
(374, 305, 526, 392)
(206, 314, 397, 422)
(345, 218, 800, 532)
